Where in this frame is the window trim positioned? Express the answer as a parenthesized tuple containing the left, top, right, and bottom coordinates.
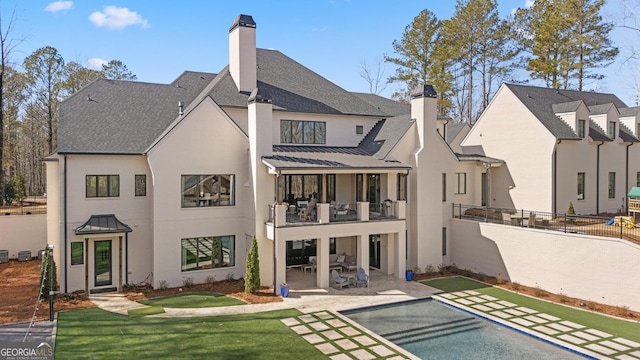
(181, 174, 235, 208)
(577, 172, 585, 200)
(455, 173, 467, 194)
(608, 121, 616, 138)
(181, 235, 236, 272)
(86, 175, 119, 198)
(577, 119, 586, 138)
(135, 174, 146, 197)
(442, 173, 447, 202)
(608, 172, 616, 199)
(397, 173, 407, 201)
(356, 125, 363, 135)
(280, 119, 326, 144)
(71, 242, 84, 266)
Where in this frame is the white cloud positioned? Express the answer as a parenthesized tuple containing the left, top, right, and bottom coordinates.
(44, 1, 73, 13)
(86, 58, 107, 70)
(525, 0, 534, 7)
(89, 6, 149, 30)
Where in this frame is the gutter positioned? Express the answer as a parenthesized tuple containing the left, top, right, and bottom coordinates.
(626, 142, 634, 212)
(596, 141, 604, 215)
(63, 155, 68, 293)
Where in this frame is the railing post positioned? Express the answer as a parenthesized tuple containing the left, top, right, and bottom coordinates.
(564, 213, 567, 233)
(521, 209, 524, 228)
(452, 203, 455, 218)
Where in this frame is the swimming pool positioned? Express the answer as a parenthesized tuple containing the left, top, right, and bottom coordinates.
(341, 299, 587, 359)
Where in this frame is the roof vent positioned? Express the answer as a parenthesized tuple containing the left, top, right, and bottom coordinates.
(178, 101, 184, 116)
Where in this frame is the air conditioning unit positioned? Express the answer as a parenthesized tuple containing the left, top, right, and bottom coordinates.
(0, 250, 8, 263)
(18, 250, 31, 262)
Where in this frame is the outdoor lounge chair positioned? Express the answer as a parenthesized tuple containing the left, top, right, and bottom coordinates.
(355, 267, 369, 287)
(524, 213, 536, 228)
(331, 270, 348, 289)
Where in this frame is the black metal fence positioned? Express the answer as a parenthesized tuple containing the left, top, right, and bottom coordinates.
(1, 196, 47, 215)
(452, 203, 640, 244)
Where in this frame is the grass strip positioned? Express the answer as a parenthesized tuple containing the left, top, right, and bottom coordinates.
(56, 307, 317, 359)
(128, 306, 165, 316)
(138, 293, 245, 308)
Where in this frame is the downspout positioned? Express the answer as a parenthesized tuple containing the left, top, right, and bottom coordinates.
(626, 142, 634, 213)
(63, 155, 68, 293)
(272, 171, 280, 296)
(553, 140, 561, 215)
(596, 141, 604, 215)
(125, 233, 129, 285)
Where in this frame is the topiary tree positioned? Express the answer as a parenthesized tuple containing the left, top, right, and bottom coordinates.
(244, 236, 260, 293)
(40, 249, 58, 300)
(567, 202, 575, 215)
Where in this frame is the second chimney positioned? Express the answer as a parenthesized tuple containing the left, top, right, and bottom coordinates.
(229, 14, 257, 93)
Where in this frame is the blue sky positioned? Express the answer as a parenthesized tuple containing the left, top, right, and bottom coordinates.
(2, 0, 637, 104)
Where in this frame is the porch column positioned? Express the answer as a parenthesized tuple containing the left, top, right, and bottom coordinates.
(275, 233, 287, 290)
(84, 238, 89, 294)
(316, 236, 330, 288)
(357, 202, 369, 221)
(317, 203, 329, 224)
(356, 234, 369, 276)
(393, 231, 407, 280)
(118, 236, 123, 292)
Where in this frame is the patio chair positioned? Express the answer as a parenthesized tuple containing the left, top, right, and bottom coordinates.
(524, 213, 536, 228)
(502, 212, 512, 225)
(355, 267, 369, 287)
(299, 199, 315, 221)
(331, 270, 348, 289)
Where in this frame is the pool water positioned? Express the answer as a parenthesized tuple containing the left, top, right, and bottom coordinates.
(341, 299, 587, 359)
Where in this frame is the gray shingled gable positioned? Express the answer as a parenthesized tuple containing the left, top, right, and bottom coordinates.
(619, 106, 640, 117)
(552, 100, 584, 113)
(58, 72, 216, 154)
(446, 122, 468, 144)
(589, 119, 612, 141)
(505, 83, 627, 140)
(208, 49, 387, 116)
(358, 115, 414, 159)
(619, 122, 639, 142)
(351, 92, 410, 117)
(588, 103, 616, 115)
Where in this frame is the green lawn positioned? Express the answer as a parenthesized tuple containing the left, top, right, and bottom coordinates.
(423, 277, 640, 343)
(137, 293, 245, 308)
(55, 308, 321, 359)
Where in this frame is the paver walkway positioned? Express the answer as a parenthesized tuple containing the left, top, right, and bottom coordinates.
(435, 291, 640, 360)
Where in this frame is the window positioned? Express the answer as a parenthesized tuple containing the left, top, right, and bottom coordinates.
(326, 174, 336, 202)
(397, 173, 407, 201)
(135, 175, 146, 197)
(280, 120, 326, 144)
(637, 123, 640, 138)
(356, 174, 363, 202)
(637, 172, 640, 187)
(481, 172, 487, 206)
(608, 121, 616, 138)
(577, 172, 585, 200)
(279, 175, 322, 204)
(71, 242, 84, 265)
(181, 235, 235, 271)
(356, 125, 363, 135)
(455, 173, 467, 194)
(608, 172, 616, 199)
(441, 227, 447, 256)
(577, 119, 586, 138)
(442, 173, 447, 202)
(86, 175, 119, 198)
(181, 175, 235, 207)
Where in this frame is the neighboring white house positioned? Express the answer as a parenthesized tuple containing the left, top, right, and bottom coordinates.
(461, 83, 640, 215)
(45, 14, 461, 294)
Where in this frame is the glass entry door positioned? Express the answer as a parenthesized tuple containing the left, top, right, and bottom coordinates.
(94, 240, 112, 286)
(369, 235, 381, 269)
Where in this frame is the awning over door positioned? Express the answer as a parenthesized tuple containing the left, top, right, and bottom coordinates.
(74, 214, 132, 235)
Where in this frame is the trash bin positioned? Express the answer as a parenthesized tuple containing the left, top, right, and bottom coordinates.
(279, 284, 290, 297)
(405, 269, 414, 281)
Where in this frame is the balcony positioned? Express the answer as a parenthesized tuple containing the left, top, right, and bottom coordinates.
(267, 201, 405, 227)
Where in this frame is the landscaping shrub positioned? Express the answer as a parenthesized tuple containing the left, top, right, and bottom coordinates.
(39, 249, 58, 299)
(244, 236, 260, 293)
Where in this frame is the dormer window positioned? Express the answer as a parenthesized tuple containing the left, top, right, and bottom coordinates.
(608, 121, 616, 138)
(356, 125, 363, 135)
(577, 119, 586, 138)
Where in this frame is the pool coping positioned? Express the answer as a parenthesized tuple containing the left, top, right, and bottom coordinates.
(433, 295, 603, 359)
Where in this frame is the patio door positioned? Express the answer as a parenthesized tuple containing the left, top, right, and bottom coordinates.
(369, 235, 381, 269)
(94, 240, 112, 287)
(367, 174, 381, 204)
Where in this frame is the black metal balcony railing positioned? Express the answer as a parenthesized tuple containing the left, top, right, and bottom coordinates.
(1, 196, 47, 215)
(268, 201, 399, 225)
(452, 203, 640, 245)
(369, 202, 395, 220)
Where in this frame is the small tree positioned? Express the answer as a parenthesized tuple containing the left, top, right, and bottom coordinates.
(567, 202, 575, 215)
(244, 236, 260, 293)
(39, 249, 58, 300)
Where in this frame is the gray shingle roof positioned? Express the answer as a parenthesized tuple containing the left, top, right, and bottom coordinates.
(208, 49, 388, 116)
(446, 122, 468, 144)
(589, 119, 612, 142)
(551, 100, 584, 113)
(358, 115, 414, 159)
(351, 92, 410, 117)
(505, 84, 627, 140)
(456, 153, 504, 164)
(58, 71, 216, 154)
(620, 122, 639, 142)
(264, 145, 410, 171)
(620, 106, 640, 117)
(588, 103, 616, 115)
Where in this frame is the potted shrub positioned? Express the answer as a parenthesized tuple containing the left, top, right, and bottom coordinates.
(279, 283, 290, 297)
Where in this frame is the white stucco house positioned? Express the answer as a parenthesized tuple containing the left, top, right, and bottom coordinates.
(45, 14, 464, 294)
(461, 83, 640, 215)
